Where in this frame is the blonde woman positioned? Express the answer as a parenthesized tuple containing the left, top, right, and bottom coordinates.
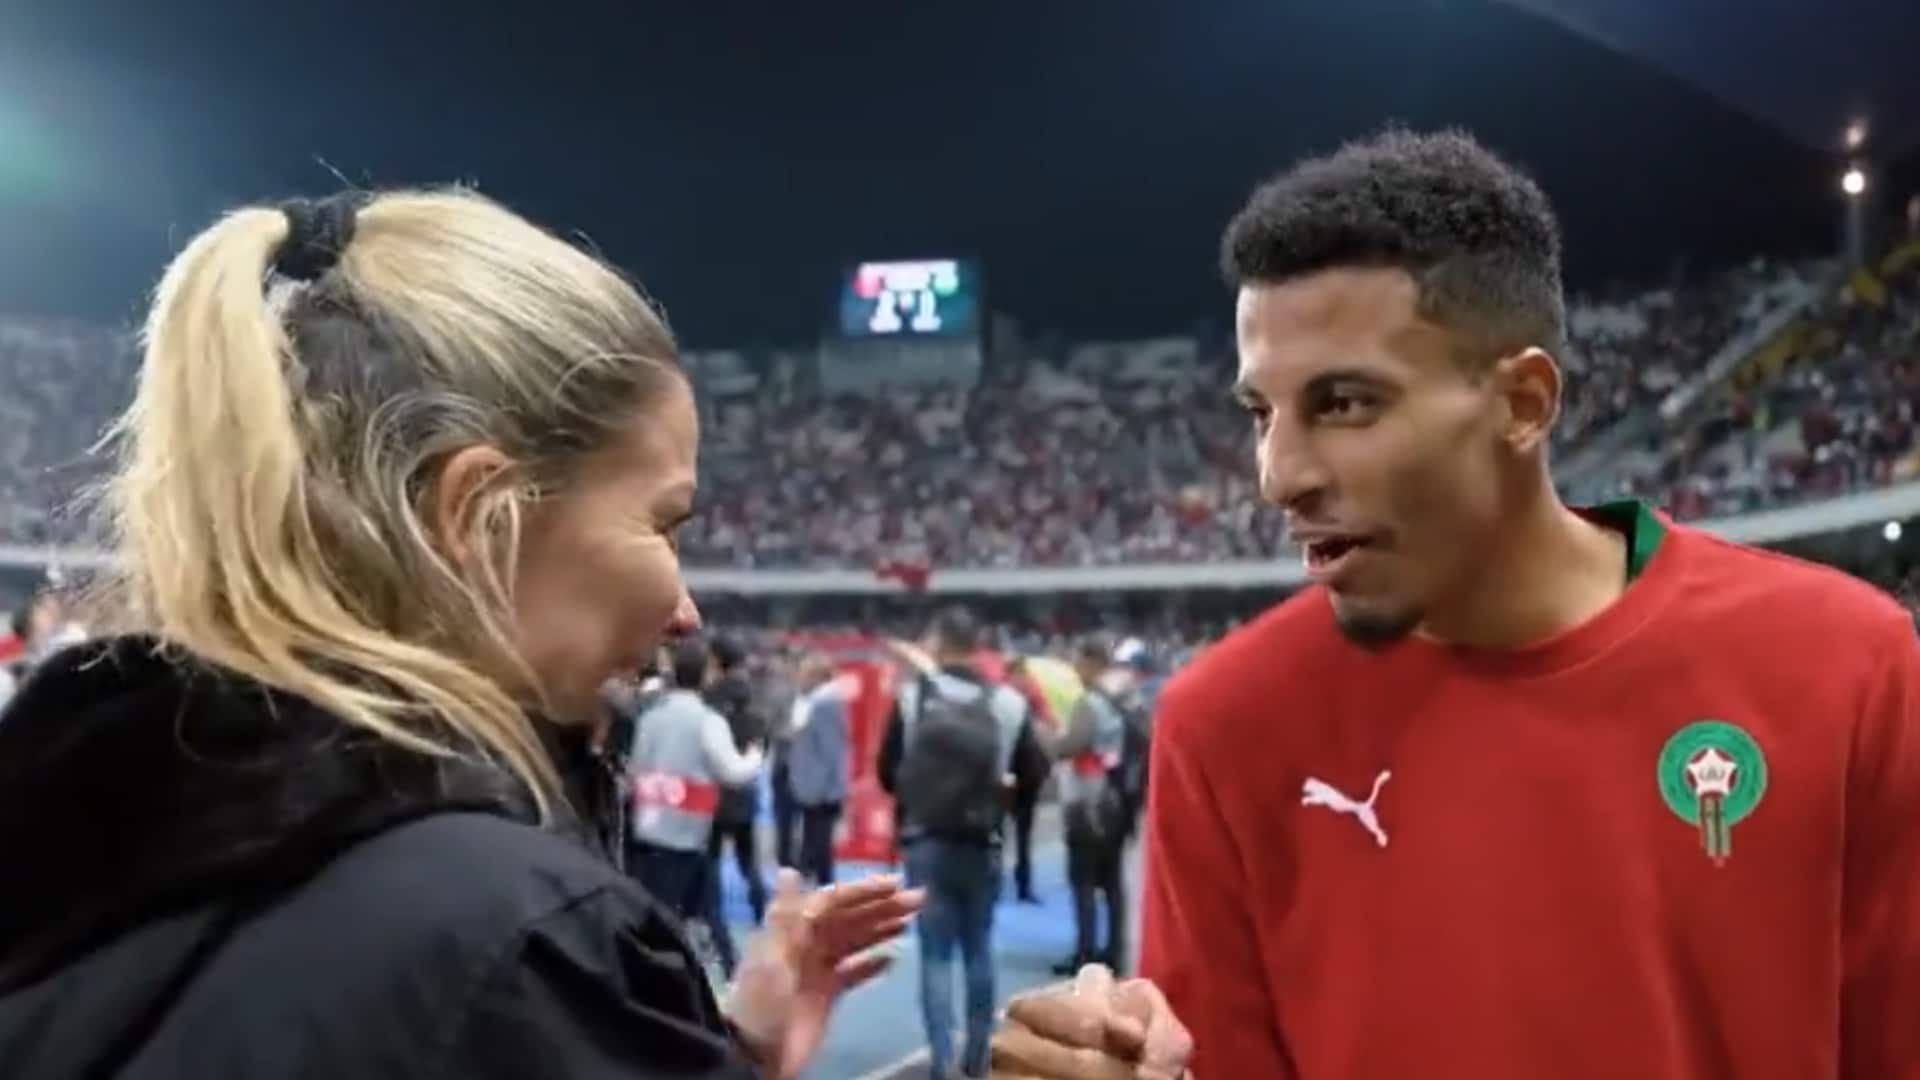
(0, 191, 921, 1079)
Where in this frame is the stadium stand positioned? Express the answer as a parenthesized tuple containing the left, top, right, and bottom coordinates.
(0, 251, 1906, 573)
(1553, 257, 1819, 457)
(0, 319, 135, 549)
(1590, 242, 1920, 521)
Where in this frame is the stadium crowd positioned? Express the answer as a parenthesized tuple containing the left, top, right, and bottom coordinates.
(687, 356, 1282, 569)
(0, 319, 135, 548)
(681, 253, 1823, 568)
(0, 252, 1895, 570)
(1596, 250, 1920, 520)
(1553, 256, 1817, 454)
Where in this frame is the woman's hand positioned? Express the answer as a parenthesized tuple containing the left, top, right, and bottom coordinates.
(726, 869, 924, 1079)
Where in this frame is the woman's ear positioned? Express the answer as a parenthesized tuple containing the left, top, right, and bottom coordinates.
(430, 444, 514, 567)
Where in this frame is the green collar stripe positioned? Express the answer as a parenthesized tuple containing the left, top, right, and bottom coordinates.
(1587, 500, 1666, 582)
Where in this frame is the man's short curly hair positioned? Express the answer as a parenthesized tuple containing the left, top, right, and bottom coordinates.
(1222, 128, 1567, 364)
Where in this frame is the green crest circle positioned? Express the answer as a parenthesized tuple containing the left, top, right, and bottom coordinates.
(1658, 720, 1767, 825)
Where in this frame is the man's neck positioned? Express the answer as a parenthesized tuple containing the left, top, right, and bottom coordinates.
(1417, 489, 1630, 651)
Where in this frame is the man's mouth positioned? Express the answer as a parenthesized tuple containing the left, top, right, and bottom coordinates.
(1299, 534, 1374, 578)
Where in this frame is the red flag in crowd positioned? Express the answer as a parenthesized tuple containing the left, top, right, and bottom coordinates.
(873, 559, 931, 592)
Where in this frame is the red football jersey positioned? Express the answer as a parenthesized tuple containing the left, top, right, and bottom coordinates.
(1140, 518, 1920, 1079)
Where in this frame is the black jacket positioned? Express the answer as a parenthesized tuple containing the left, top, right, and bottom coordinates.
(704, 672, 762, 827)
(0, 637, 758, 1079)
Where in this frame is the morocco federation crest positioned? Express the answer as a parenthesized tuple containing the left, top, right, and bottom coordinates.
(1658, 720, 1768, 867)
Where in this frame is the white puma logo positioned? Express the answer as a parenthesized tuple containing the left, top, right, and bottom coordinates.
(1301, 770, 1392, 848)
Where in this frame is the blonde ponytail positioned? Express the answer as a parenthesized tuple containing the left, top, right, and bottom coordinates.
(100, 190, 683, 821)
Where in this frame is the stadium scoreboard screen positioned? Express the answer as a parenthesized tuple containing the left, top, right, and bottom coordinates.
(837, 259, 981, 340)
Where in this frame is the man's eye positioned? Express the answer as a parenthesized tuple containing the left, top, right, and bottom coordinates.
(1318, 390, 1377, 421)
(1240, 401, 1272, 428)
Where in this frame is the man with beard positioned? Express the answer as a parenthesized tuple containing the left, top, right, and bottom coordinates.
(1139, 129, 1920, 1079)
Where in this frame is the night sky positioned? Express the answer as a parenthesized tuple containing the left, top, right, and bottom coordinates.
(4, 0, 1913, 347)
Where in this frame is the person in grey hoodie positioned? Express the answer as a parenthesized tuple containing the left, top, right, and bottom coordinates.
(1052, 633, 1136, 975)
(629, 638, 764, 926)
(785, 651, 850, 886)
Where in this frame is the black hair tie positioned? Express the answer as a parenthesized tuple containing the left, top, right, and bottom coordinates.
(272, 193, 364, 282)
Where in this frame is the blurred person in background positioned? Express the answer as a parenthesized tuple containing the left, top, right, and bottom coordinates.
(757, 645, 805, 869)
(879, 606, 1043, 1079)
(1051, 634, 1138, 976)
(0, 189, 920, 1079)
(639, 641, 672, 696)
(0, 608, 21, 687)
(577, 675, 642, 873)
(1001, 657, 1051, 904)
(786, 650, 850, 886)
(595, 670, 651, 817)
(11, 586, 86, 675)
(629, 636, 763, 977)
(1114, 636, 1162, 716)
(704, 633, 771, 925)
(0, 592, 49, 713)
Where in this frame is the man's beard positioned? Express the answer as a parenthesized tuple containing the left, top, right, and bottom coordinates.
(1331, 599, 1422, 651)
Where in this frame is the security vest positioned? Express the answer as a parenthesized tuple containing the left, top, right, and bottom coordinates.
(628, 690, 723, 852)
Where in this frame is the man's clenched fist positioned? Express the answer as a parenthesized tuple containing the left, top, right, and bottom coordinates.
(989, 965, 1192, 1080)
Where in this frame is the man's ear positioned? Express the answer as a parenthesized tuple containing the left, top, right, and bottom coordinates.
(430, 444, 515, 567)
(1493, 347, 1561, 455)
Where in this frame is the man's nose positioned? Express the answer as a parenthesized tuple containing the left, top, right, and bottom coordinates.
(1257, 424, 1329, 512)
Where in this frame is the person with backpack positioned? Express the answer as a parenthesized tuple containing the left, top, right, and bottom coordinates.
(1051, 633, 1150, 977)
(878, 606, 1046, 1080)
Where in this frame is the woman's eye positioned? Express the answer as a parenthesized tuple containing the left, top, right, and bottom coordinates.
(658, 517, 689, 551)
